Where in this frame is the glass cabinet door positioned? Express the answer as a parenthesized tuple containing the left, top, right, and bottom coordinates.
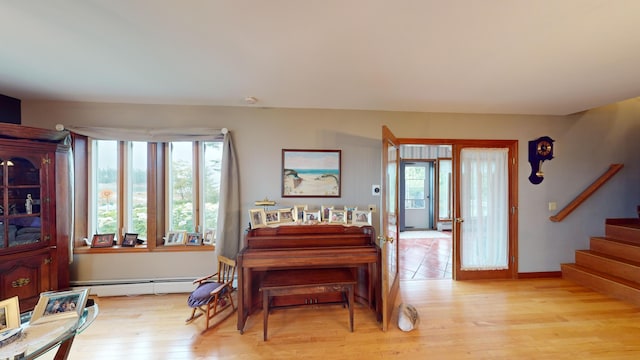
(1, 156, 43, 249)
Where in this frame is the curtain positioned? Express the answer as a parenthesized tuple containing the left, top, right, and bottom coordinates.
(460, 148, 509, 270)
(65, 125, 242, 258)
(216, 132, 242, 259)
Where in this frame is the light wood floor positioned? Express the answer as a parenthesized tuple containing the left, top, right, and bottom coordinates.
(43, 278, 640, 360)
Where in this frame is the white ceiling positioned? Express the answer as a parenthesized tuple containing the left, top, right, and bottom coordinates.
(1, 0, 639, 116)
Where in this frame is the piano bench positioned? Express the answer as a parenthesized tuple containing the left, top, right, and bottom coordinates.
(259, 268, 356, 341)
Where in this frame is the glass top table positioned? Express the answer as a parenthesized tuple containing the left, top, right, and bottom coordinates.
(0, 303, 98, 360)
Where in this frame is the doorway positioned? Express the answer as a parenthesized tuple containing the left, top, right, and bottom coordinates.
(395, 139, 518, 281)
(400, 160, 434, 231)
(398, 145, 453, 280)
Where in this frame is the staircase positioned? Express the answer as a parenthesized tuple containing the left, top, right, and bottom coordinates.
(561, 218, 640, 307)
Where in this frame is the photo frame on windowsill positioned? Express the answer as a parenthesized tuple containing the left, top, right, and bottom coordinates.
(203, 229, 215, 245)
(91, 233, 115, 248)
(30, 288, 90, 325)
(165, 231, 187, 246)
(121, 233, 138, 247)
(186, 233, 202, 246)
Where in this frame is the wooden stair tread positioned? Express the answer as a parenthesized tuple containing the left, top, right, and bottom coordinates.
(576, 249, 640, 267)
(561, 263, 640, 290)
(591, 236, 640, 247)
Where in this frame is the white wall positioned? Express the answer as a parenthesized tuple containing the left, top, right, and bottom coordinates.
(21, 98, 640, 281)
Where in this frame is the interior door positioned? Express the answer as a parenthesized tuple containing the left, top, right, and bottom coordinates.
(453, 142, 517, 280)
(380, 126, 400, 331)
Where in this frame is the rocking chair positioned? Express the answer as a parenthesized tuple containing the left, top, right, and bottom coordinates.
(186, 255, 237, 331)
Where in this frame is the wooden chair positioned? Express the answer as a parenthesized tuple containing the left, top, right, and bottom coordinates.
(186, 255, 237, 331)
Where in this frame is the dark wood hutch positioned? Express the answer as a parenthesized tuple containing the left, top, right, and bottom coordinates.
(237, 224, 381, 332)
(0, 123, 72, 311)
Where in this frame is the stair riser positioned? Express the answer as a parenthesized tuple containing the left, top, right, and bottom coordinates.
(575, 252, 640, 284)
(590, 238, 640, 262)
(561, 264, 640, 307)
(605, 224, 640, 244)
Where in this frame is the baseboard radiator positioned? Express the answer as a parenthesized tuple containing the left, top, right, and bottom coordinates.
(70, 277, 198, 297)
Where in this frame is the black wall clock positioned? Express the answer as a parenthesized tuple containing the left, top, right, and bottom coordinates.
(528, 136, 554, 184)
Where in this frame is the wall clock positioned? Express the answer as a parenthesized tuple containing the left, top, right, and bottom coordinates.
(528, 136, 554, 184)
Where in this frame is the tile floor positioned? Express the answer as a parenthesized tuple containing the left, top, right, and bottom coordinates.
(399, 230, 452, 280)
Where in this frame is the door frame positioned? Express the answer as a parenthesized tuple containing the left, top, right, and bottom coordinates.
(400, 159, 435, 231)
(396, 138, 518, 280)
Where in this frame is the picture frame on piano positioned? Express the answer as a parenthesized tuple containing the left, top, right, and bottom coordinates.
(249, 209, 267, 228)
(293, 205, 308, 222)
(344, 205, 357, 223)
(278, 208, 294, 223)
(303, 210, 321, 224)
(265, 210, 280, 225)
(328, 209, 347, 224)
(321, 205, 334, 222)
(352, 210, 372, 226)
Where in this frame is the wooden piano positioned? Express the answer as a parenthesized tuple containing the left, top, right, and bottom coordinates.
(236, 224, 381, 333)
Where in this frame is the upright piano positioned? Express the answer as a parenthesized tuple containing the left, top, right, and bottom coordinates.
(237, 224, 381, 332)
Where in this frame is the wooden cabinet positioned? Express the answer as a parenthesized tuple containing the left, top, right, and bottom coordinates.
(0, 123, 71, 310)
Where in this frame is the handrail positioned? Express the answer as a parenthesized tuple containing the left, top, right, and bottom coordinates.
(549, 164, 624, 222)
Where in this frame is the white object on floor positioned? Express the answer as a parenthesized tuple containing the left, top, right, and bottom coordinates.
(398, 303, 420, 332)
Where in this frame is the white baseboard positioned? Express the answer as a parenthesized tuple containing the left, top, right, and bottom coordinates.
(437, 221, 452, 231)
(71, 279, 197, 297)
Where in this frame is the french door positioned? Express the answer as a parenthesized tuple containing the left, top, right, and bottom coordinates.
(453, 142, 518, 280)
(380, 126, 400, 330)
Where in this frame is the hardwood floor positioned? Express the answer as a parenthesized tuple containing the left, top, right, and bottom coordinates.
(38, 278, 640, 360)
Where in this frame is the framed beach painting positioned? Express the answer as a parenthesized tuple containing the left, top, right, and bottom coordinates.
(282, 149, 341, 198)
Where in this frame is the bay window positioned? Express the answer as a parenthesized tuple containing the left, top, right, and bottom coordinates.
(81, 136, 223, 250)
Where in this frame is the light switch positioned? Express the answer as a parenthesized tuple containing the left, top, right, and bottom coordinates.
(548, 202, 557, 211)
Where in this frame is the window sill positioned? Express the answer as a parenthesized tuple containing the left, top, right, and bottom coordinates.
(73, 245, 215, 254)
